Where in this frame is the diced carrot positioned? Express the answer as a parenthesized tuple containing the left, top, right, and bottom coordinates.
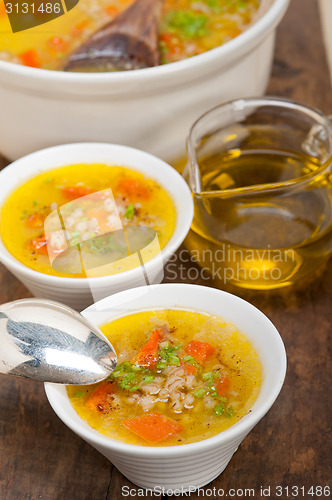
(70, 19, 89, 36)
(86, 208, 109, 225)
(185, 340, 215, 364)
(28, 235, 48, 256)
(181, 362, 196, 375)
(25, 213, 45, 229)
(0, 3, 7, 17)
(62, 185, 93, 200)
(122, 413, 183, 443)
(160, 32, 182, 56)
(19, 49, 40, 68)
(48, 36, 69, 52)
(216, 375, 231, 397)
(116, 177, 150, 200)
(105, 5, 120, 17)
(85, 382, 116, 412)
(131, 329, 162, 368)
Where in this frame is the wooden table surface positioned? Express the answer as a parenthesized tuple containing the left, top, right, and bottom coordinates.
(0, 1, 331, 499)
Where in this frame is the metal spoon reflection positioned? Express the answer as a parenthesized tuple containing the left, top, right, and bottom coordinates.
(0, 299, 117, 385)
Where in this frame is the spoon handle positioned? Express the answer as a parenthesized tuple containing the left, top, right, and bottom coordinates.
(0, 310, 27, 376)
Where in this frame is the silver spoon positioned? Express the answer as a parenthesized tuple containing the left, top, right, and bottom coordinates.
(0, 299, 117, 385)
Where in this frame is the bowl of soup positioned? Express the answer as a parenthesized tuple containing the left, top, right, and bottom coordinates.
(45, 283, 287, 490)
(0, 143, 193, 309)
(0, 0, 290, 162)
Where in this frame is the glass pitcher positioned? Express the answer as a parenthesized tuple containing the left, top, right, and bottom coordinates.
(185, 97, 332, 289)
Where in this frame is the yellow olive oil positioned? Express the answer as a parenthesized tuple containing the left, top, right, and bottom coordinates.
(185, 148, 332, 289)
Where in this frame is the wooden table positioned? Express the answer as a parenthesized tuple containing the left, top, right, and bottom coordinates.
(0, 1, 331, 498)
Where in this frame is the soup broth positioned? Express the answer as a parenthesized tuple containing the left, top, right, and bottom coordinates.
(185, 146, 332, 289)
(67, 309, 262, 446)
(0, 0, 260, 70)
(0, 163, 176, 277)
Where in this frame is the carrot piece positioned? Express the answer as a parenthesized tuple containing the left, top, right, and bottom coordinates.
(160, 32, 182, 56)
(62, 185, 93, 200)
(85, 382, 116, 412)
(105, 5, 120, 17)
(19, 49, 40, 68)
(48, 36, 69, 52)
(181, 362, 196, 375)
(122, 413, 183, 443)
(185, 340, 215, 364)
(0, 3, 7, 17)
(216, 375, 231, 397)
(28, 235, 48, 256)
(116, 177, 150, 200)
(70, 19, 89, 36)
(131, 329, 161, 368)
(25, 213, 45, 229)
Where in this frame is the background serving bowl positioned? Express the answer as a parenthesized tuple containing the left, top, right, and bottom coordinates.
(0, 0, 289, 163)
(45, 283, 287, 491)
(0, 143, 193, 310)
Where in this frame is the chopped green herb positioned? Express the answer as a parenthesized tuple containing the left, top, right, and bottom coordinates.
(211, 393, 227, 402)
(156, 361, 167, 370)
(207, 382, 216, 389)
(168, 355, 180, 366)
(73, 390, 86, 398)
(165, 10, 209, 39)
(202, 372, 215, 381)
(182, 355, 196, 365)
(226, 406, 235, 417)
(125, 204, 135, 219)
(129, 385, 139, 392)
(70, 237, 80, 246)
(205, 0, 222, 13)
(71, 231, 81, 238)
(214, 403, 225, 416)
(237, 0, 246, 9)
(159, 350, 169, 360)
(32, 200, 38, 206)
(131, 365, 142, 372)
(194, 388, 207, 398)
(120, 372, 137, 390)
(143, 375, 154, 384)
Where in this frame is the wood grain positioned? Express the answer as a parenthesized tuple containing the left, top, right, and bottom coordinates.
(0, 0, 331, 498)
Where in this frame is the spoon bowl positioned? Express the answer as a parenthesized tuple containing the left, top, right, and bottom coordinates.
(0, 299, 117, 384)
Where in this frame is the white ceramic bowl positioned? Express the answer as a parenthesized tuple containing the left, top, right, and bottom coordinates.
(0, 0, 289, 163)
(0, 143, 193, 310)
(45, 283, 287, 491)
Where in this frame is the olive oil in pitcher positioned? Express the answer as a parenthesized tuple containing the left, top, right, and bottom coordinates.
(185, 147, 332, 289)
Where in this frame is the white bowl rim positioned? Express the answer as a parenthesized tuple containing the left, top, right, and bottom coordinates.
(0, 0, 290, 85)
(0, 142, 193, 286)
(45, 283, 287, 458)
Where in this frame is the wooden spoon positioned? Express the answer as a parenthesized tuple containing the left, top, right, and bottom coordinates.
(64, 0, 163, 72)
